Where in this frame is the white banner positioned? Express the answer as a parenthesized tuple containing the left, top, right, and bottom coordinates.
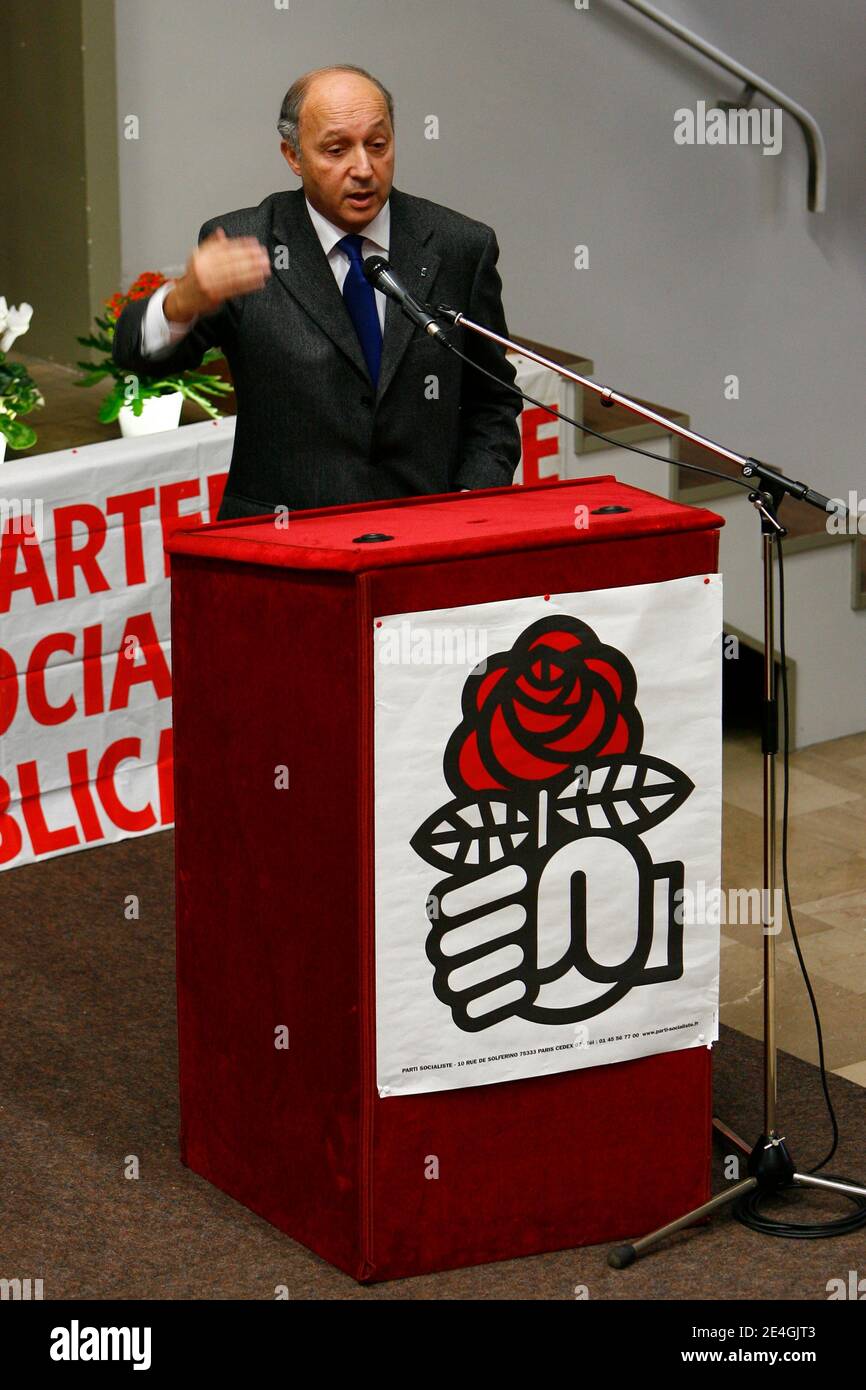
(508, 352, 576, 486)
(0, 419, 234, 870)
(374, 573, 723, 1096)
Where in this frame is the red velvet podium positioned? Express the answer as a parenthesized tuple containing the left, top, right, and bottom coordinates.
(165, 476, 724, 1283)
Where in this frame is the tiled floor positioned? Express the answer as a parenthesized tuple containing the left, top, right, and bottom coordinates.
(720, 729, 866, 1082)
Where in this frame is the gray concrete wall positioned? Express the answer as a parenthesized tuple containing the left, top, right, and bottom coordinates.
(0, 0, 120, 360)
(114, 0, 866, 502)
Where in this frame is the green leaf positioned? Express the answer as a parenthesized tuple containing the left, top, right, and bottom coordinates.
(0, 417, 37, 449)
(181, 386, 222, 419)
(98, 389, 125, 424)
(182, 372, 232, 396)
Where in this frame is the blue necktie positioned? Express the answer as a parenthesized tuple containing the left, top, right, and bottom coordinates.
(338, 234, 383, 386)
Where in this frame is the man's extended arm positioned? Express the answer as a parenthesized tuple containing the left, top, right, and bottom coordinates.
(112, 223, 270, 378)
(454, 228, 522, 490)
(139, 280, 200, 360)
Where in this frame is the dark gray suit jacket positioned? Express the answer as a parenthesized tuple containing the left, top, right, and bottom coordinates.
(113, 185, 521, 519)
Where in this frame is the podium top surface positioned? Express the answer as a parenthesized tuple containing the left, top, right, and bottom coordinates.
(166, 476, 724, 575)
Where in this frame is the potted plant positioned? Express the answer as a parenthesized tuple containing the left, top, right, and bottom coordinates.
(0, 297, 42, 462)
(76, 271, 232, 436)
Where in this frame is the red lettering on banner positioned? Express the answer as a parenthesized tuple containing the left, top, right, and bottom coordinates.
(156, 725, 174, 824)
(109, 614, 172, 710)
(0, 728, 174, 864)
(106, 487, 157, 586)
(82, 623, 105, 716)
(18, 760, 80, 855)
(0, 615, 170, 733)
(54, 504, 110, 600)
(96, 738, 156, 831)
(161, 480, 203, 577)
(0, 647, 18, 735)
(67, 748, 104, 842)
(0, 524, 54, 611)
(26, 632, 77, 725)
(520, 406, 559, 486)
(0, 776, 24, 864)
(207, 471, 228, 522)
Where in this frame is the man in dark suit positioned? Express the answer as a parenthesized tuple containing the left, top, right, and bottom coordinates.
(113, 64, 521, 521)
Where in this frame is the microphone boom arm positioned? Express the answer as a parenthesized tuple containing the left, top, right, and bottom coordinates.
(433, 305, 841, 517)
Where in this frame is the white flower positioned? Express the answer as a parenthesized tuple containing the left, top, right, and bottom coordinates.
(0, 300, 34, 352)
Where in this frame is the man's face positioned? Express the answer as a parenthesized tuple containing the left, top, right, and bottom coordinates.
(281, 73, 394, 232)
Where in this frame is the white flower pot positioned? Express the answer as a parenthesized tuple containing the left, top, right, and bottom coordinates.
(118, 391, 183, 437)
(0, 436, 6, 463)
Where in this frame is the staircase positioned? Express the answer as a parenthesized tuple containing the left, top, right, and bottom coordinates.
(508, 339, 865, 751)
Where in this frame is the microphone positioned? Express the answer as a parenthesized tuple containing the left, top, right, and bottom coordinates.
(363, 256, 446, 336)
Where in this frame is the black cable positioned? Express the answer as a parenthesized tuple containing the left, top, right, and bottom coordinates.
(735, 1180, 866, 1237)
(436, 316, 865, 1237)
(734, 530, 865, 1239)
(776, 535, 840, 1175)
(432, 327, 759, 495)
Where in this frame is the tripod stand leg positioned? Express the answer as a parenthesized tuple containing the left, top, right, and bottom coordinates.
(608, 1176, 759, 1268)
(712, 1117, 751, 1155)
(794, 1173, 866, 1199)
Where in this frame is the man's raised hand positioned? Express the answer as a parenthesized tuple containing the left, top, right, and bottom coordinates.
(164, 227, 271, 323)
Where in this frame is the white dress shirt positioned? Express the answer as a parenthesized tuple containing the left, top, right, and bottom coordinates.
(140, 197, 391, 358)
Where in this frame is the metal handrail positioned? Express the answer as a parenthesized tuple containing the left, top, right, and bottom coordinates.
(619, 0, 827, 212)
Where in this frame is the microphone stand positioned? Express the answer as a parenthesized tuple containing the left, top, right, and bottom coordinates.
(426, 305, 863, 1265)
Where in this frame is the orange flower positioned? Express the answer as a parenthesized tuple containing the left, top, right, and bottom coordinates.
(102, 271, 167, 322)
(129, 270, 166, 295)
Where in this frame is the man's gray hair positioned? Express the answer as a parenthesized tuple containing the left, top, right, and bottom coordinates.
(277, 65, 395, 154)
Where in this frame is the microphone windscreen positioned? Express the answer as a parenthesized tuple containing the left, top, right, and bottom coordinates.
(363, 255, 389, 286)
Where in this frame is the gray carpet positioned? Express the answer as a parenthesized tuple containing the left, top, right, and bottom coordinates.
(1, 830, 863, 1300)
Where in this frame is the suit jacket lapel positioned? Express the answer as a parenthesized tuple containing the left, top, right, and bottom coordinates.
(268, 188, 369, 382)
(375, 187, 440, 403)
(267, 185, 441, 398)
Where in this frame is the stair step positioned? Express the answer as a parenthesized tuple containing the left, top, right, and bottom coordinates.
(578, 393, 689, 455)
(678, 435, 844, 543)
(509, 336, 593, 374)
(778, 495, 839, 542)
(676, 436, 744, 494)
(673, 441, 851, 559)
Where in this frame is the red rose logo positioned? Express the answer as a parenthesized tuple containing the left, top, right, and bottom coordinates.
(412, 612, 694, 1031)
(444, 614, 643, 794)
